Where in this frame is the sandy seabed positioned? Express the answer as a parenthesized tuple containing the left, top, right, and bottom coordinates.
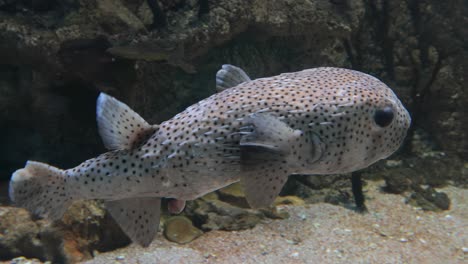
(83, 181, 466, 264)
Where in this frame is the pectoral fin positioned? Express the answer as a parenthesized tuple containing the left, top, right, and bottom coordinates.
(105, 197, 161, 247)
(240, 114, 299, 154)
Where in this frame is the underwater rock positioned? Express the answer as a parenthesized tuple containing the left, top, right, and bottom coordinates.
(273, 196, 305, 207)
(0, 0, 59, 13)
(185, 193, 264, 231)
(349, 0, 468, 159)
(382, 168, 421, 194)
(163, 216, 203, 244)
(383, 151, 465, 189)
(183, 189, 295, 232)
(301, 174, 349, 190)
(0, 207, 63, 262)
(281, 174, 356, 208)
(217, 183, 249, 208)
(0, 0, 467, 261)
(0, 201, 131, 263)
(95, 0, 146, 33)
(0, 0, 364, 184)
(106, 42, 196, 73)
(9, 256, 47, 264)
(259, 206, 290, 220)
(0, 0, 466, 186)
(58, 201, 131, 260)
(217, 183, 301, 215)
(407, 186, 450, 211)
(377, 153, 463, 211)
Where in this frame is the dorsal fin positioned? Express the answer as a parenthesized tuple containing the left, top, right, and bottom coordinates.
(216, 64, 251, 92)
(96, 93, 158, 150)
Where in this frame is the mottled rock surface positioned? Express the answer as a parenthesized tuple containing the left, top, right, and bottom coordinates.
(0, 0, 465, 180)
(83, 182, 467, 264)
(0, 0, 465, 183)
(0, 0, 467, 262)
(0, 207, 62, 262)
(0, 201, 129, 263)
(163, 216, 202, 244)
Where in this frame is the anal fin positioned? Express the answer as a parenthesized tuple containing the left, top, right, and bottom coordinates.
(240, 114, 324, 208)
(105, 197, 161, 247)
(240, 161, 290, 209)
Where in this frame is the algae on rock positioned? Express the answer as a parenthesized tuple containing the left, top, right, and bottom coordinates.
(0, 0, 467, 262)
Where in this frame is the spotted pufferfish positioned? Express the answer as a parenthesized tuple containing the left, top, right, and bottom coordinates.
(9, 65, 411, 246)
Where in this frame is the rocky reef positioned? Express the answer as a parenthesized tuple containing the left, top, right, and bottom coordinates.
(0, 0, 466, 262)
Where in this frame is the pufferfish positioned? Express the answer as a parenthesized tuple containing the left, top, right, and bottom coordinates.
(9, 65, 411, 246)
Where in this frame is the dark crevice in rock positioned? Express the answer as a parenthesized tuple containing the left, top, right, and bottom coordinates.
(380, 0, 394, 79)
(342, 38, 357, 70)
(147, 0, 167, 29)
(0, 0, 466, 261)
(366, 0, 394, 78)
(0, 0, 59, 13)
(420, 55, 442, 108)
(407, 185, 450, 211)
(198, 0, 209, 17)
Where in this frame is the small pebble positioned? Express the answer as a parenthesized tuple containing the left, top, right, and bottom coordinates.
(11, 257, 38, 264)
(399, 238, 408, 242)
(333, 249, 344, 258)
(377, 231, 388, 237)
(164, 216, 203, 244)
(290, 252, 299, 258)
(298, 213, 307, 221)
(204, 253, 216, 258)
(115, 255, 125, 260)
(385, 160, 402, 167)
(462, 247, 468, 253)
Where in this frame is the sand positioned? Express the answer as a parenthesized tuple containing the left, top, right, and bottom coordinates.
(83, 181, 467, 264)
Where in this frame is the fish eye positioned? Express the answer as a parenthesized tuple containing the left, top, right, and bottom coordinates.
(374, 106, 394, 127)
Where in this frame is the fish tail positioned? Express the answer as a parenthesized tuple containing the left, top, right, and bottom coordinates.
(9, 161, 73, 220)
